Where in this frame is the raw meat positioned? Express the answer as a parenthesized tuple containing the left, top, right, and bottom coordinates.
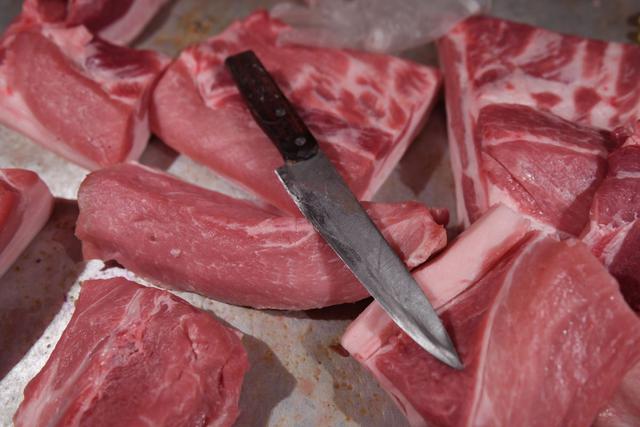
(476, 103, 611, 236)
(0, 168, 53, 278)
(0, 23, 169, 170)
(582, 119, 640, 311)
(151, 11, 441, 215)
(20, 0, 170, 45)
(343, 204, 531, 361)
(343, 206, 640, 427)
(14, 277, 249, 427)
(438, 15, 640, 227)
(595, 362, 640, 427)
(75, 163, 447, 309)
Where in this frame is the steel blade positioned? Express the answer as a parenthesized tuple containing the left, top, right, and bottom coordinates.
(276, 153, 462, 370)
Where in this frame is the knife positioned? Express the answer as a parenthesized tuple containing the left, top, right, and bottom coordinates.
(225, 50, 462, 370)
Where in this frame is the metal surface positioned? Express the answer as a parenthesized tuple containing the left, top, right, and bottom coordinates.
(278, 153, 461, 369)
(0, 0, 637, 426)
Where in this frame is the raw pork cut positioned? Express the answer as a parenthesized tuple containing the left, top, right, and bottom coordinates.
(438, 15, 640, 227)
(151, 11, 441, 215)
(0, 23, 169, 169)
(343, 206, 640, 427)
(0, 168, 53, 278)
(475, 103, 611, 236)
(75, 163, 447, 309)
(19, 0, 170, 45)
(582, 119, 640, 311)
(14, 277, 248, 427)
(596, 361, 640, 427)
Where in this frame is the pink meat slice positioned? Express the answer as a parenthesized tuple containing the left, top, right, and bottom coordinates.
(343, 206, 640, 427)
(151, 11, 441, 215)
(0, 23, 169, 170)
(20, 0, 170, 45)
(75, 163, 447, 310)
(13, 277, 249, 427)
(438, 15, 640, 227)
(477, 103, 610, 236)
(0, 168, 53, 278)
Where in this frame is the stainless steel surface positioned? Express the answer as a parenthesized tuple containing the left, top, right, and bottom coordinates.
(278, 153, 461, 369)
(0, 0, 637, 426)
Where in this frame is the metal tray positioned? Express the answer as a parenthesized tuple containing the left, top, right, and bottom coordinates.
(0, 1, 637, 425)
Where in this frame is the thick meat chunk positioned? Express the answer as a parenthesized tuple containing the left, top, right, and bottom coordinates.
(76, 163, 447, 309)
(151, 11, 440, 214)
(0, 168, 53, 277)
(14, 277, 248, 427)
(0, 24, 168, 169)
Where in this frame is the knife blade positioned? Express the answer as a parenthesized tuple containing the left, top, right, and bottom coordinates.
(225, 50, 462, 370)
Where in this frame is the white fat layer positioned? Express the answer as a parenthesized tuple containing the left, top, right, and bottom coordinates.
(96, 0, 169, 45)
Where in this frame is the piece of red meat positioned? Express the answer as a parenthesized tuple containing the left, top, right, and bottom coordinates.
(0, 168, 53, 278)
(437, 15, 640, 227)
(477, 103, 611, 236)
(343, 205, 640, 427)
(151, 11, 441, 215)
(75, 163, 447, 310)
(0, 22, 169, 170)
(20, 0, 170, 45)
(582, 119, 640, 312)
(13, 277, 249, 427)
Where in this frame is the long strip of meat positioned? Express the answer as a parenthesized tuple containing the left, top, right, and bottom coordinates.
(76, 163, 447, 309)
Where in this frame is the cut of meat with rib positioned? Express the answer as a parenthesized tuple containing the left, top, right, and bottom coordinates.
(343, 207, 640, 427)
(13, 277, 249, 427)
(151, 11, 441, 215)
(438, 15, 640, 227)
(582, 119, 640, 312)
(75, 163, 447, 310)
(20, 0, 170, 45)
(342, 204, 531, 362)
(478, 103, 611, 236)
(0, 168, 53, 278)
(0, 23, 169, 170)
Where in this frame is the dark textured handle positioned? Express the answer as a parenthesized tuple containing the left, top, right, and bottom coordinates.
(225, 50, 319, 162)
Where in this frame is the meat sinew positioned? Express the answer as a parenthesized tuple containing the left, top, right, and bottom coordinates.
(438, 15, 640, 228)
(75, 163, 447, 310)
(343, 206, 640, 427)
(14, 277, 249, 427)
(20, 0, 170, 45)
(0, 23, 169, 169)
(0, 168, 53, 277)
(151, 11, 441, 214)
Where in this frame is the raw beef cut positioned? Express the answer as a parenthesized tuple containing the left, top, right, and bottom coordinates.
(151, 11, 441, 215)
(0, 168, 53, 278)
(343, 207, 640, 427)
(20, 0, 170, 45)
(75, 163, 447, 309)
(14, 277, 249, 427)
(438, 15, 640, 227)
(0, 23, 169, 169)
(582, 119, 640, 311)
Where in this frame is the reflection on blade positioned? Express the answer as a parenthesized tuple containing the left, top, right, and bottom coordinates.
(276, 153, 462, 370)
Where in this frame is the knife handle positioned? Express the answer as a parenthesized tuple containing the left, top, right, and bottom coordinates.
(225, 50, 319, 162)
